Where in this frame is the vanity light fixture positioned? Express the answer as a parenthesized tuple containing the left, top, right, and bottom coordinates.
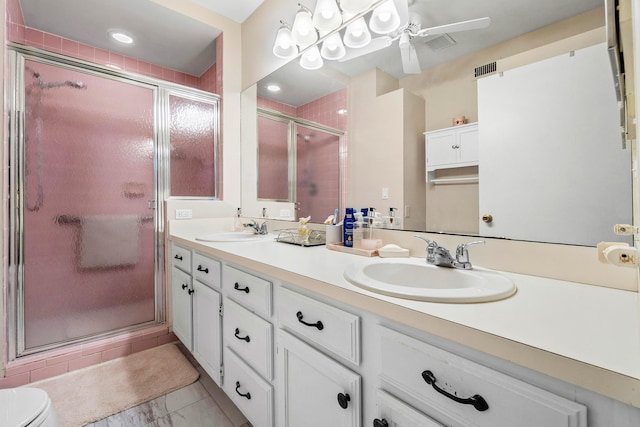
(313, 0, 342, 32)
(291, 4, 317, 46)
(272, 0, 388, 71)
(273, 22, 298, 59)
(321, 33, 347, 60)
(109, 31, 134, 44)
(300, 45, 324, 70)
(369, 0, 401, 34)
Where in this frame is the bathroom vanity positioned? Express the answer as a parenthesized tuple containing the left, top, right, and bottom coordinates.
(168, 220, 640, 427)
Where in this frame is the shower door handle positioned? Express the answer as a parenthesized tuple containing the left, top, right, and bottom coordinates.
(148, 200, 156, 210)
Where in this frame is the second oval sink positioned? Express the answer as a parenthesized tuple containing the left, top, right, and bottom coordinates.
(343, 258, 516, 303)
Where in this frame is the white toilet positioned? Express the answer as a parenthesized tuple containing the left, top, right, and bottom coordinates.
(0, 388, 59, 427)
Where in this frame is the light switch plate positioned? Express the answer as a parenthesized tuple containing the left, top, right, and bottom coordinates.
(176, 209, 193, 219)
(381, 187, 389, 200)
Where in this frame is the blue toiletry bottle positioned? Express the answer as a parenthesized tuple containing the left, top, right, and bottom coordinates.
(344, 208, 355, 247)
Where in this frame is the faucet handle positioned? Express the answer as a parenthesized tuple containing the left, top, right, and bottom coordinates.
(414, 235, 439, 264)
(455, 240, 485, 269)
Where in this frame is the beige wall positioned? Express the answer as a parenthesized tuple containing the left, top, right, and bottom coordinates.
(399, 7, 605, 234)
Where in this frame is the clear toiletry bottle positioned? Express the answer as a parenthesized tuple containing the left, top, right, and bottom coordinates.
(353, 212, 364, 248)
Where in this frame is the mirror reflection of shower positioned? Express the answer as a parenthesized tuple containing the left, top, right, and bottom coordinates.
(24, 66, 87, 212)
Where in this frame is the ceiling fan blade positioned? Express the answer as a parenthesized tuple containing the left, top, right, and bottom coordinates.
(338, 36, 393, 62)
(400, 42, 421, 74)
(394, 0, 410, 25)
(419, 17, 491, 36)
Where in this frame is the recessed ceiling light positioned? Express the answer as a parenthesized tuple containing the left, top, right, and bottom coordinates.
(266, 84, 281, 92)
(109, 31, 134, 44)
(337, 108, 347, 115)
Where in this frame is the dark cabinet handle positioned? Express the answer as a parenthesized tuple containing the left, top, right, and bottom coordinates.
(421, 370, 489, 412)
(181, 284, 188, 290)
(373, 419, 388, 427)
(234, 282, 250, 293)
(197, 265, 209, 273)
(337, 392, 350, 409)
(188, 289, 194, 295)
(235, 381, 251, 400)
(174, 254, 183, 260)
(234, 328, 250, 343)
(296, 311, 324, 330)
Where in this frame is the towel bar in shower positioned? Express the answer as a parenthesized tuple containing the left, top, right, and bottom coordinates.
(55, 215, 154, 225)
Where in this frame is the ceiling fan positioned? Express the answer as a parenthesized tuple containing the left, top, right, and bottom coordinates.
(338, 2, 491, 75)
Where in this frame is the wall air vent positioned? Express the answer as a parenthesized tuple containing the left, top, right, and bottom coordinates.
(424, 34, 456, 51)
(474, 61, 497, 78)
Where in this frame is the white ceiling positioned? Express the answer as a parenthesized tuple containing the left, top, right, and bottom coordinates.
(19, 0, 604, 100)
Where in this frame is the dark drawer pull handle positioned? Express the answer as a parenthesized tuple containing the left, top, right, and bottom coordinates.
(235, 381, 251, 400)
(174, 254, 183, 260)
(337, 392, 350, 409)
(181, 284, 188, 290)
(234, 328, 251, 343)
(188, 289, 194, 295)
(373, 419, 389, 427)
(197, 265, 209, 273)
(234, 282, 250, 293)
(296, 311, 324, 330)
(421, 370, 489, 412)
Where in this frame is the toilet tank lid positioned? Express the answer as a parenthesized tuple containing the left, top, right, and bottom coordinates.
(0, 388, 49, 427)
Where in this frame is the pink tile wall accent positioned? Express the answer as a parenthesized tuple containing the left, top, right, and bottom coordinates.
(257, 97, 297, 116)
(0, 326, 177, 388)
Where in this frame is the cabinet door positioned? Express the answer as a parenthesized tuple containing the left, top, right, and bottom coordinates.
(279, 331, 361, 427)
(457, 125, 479, 166)
(193, 281, 222, 386)
(426, 131, 458, 170)
(171, 267, 192, 350)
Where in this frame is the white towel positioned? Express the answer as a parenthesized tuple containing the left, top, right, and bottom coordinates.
(79, 215, 141, 269)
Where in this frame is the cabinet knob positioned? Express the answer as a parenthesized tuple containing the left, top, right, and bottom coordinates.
(197, 265, 209, 273)
(337, 392, 350, 409)
(481, 214, 493, 223)
(235, 381, 251, 400)
(234, 282, 250, 294)
(181, 284, 188, 290)
(173, 254, 183, 261)
(188, 289, 194, 295)
(373, 419, 389, 427)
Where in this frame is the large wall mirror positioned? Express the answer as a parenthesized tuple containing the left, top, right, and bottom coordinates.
(241, 0, 633, 247)
(15, 0, 223, 199)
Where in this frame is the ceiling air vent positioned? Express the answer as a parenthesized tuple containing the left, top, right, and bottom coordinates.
(474, 61, 497, 78)
(424, 34, 456, 51)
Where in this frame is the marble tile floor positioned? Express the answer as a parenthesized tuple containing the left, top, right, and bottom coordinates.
(85, 345, 251, 427)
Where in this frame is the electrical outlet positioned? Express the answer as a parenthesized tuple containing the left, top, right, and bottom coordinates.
(381, 187, 389, 200)
(404, 205, 411, 218)
(175, 209, 192, 219)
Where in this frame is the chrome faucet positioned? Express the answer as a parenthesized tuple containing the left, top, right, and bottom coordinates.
(243, 219, 268, 235)
(414, 236, 484, 270)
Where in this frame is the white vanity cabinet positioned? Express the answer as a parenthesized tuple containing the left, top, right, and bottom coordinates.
(279, 330, 361, 427)
(169, 244, 223, 385)
(425, 122, 478, 174)
(379, 326, 587, 427)
(374, 390, 444, 427)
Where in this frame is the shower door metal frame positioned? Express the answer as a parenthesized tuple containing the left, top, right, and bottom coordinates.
(5, 44, 204, 359)
(256, 107, 345, 215)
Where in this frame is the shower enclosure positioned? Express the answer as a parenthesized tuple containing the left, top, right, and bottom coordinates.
(7, 46, 220, 358)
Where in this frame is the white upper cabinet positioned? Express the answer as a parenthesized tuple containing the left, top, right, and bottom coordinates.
(425, 122, 479, 174)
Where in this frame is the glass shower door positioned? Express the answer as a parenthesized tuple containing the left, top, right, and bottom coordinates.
(19, 59, 157, 352)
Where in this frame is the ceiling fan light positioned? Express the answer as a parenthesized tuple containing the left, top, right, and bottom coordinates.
(343, 17, 372, 48)
(313, 0, 342, 32)
(340, 0, 375, 15)
(300, 45, 324, 70)
(369, 0, 401, 34)
(321, 33, 346, 60)
(291, 6, 318, 46)
(273, 23, 299, 59)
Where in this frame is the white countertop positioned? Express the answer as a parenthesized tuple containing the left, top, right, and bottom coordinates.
(169, 220, 640, 406)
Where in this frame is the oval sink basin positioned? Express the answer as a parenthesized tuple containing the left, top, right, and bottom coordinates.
(343, 258, 516, 303)
(196, 232, 273, 242)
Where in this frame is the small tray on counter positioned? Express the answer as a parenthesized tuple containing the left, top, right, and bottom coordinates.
(326, 243, 378, 257)
(275, 229, 326, 247)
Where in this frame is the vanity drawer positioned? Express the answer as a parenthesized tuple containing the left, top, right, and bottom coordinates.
(223, 298, 273, 380)
(223, 265, 272, 317)
(278, 287, 360, 365)
(192, 252, 221, 289)
(379, 326, 586, 427)
(171, 244, 192, 273)
(375, 389, 443, 427)
(223, 347, 273, 427)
